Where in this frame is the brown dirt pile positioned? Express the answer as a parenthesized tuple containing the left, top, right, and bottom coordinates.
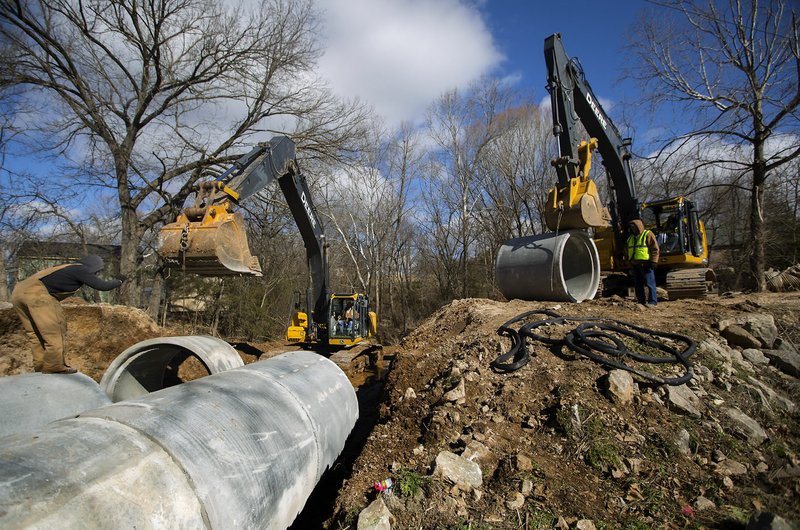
(0, 299, 162, 381)
(329, 293, 800, 529)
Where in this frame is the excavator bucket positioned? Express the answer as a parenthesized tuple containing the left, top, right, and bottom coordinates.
(544, 178, 611, 231)
(159, 208, 262, 276)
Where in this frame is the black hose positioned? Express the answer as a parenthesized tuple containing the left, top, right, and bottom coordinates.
(490, 311, 695, 385)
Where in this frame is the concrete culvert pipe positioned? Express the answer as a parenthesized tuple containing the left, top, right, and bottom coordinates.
(0, 372, 111, 439)
(100, 335, 244, 402)
(0, 350, 358, 530)
(496, 230, 600, 302)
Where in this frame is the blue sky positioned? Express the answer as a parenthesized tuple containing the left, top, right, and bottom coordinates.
(6, 0, 658, 178)
(316, 0, 658, 148)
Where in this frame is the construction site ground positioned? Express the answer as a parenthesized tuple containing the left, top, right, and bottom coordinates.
(1, 291, 798, 529)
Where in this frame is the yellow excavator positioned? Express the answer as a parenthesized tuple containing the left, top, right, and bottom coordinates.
(159, 136, 377, 347)
(541, 33, 715, 299)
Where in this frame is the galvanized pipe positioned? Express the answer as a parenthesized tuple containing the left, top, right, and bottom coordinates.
(0, 350, 359, 530)
(496, 230, 600, 302)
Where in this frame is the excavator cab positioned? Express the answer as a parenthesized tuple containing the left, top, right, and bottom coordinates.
(641, 197, 716, 299)
(327, 293, 376, 347)
(159, 182, 262, 276)
(640, 197, 708, 266)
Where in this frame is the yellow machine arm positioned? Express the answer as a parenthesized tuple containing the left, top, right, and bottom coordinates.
(544, 138, 610, 230)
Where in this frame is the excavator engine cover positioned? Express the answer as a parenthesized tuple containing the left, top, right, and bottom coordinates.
(159, 208, 262, 276)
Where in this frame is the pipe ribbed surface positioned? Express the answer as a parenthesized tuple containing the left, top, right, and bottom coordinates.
(100, 335, 244, 402)
(0, 350, 358, 530)
(496, 230, 600, 302)
(0, 373, 111, 438)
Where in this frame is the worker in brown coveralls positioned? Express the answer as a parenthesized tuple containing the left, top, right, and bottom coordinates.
(11, 255, 125, 374)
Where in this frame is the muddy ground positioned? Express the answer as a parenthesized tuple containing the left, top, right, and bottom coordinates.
(1, 292, 798, 529)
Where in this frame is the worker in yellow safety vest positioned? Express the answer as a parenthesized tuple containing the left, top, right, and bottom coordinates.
(626, 219, 660, 306)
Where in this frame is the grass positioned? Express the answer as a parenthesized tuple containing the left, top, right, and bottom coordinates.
(765, 440, 788, 458)
(341, 505, 362, 528)
(525, 507, 555, 529)
(586, 438, 622, 473)
(395, 468, 428, 498)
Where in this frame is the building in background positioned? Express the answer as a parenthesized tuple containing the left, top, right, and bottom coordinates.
(3, 241, 121, 303)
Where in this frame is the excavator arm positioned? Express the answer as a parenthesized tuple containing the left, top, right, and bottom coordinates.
(159, 136, 330, 328)
(544, 33, 639, 231)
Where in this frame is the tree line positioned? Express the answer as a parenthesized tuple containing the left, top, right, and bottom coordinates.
(0, 0, 798, 341)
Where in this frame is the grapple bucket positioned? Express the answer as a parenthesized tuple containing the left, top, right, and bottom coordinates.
(159, 210, 262, 276)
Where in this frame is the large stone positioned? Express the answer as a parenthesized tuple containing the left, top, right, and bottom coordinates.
(746, 376, 796, 413)
(721, 324, 762, 349)
(715, 459, 748, 476)
(462, 440, 499, 477)
(694, 496, 716, 511)
(746, 512, 793, 530)
(434, 451, 482, 490)
(763, 347, 800, 377)
(506, 492, 525, 510)
(667, 384, 702, 417)
(443, 379, 466, 402)
(720, 313, 779, 348)
(742, 348, 769, 365)
(603, 370, 636, 405)
(676, 428, 692, 456)
(740, 314, 778, 348)
(725, 407, 767, 446)
(358, 497, 394, 530)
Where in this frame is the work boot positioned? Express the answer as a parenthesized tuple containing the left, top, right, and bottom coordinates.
(44, 365, 77, 374)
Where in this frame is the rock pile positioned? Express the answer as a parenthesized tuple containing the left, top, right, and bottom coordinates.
(331, 295, 799, 529)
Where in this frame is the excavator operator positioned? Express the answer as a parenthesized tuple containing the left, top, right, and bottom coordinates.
(626, 219, 660, 306)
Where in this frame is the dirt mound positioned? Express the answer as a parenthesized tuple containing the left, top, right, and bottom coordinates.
(0, 300, 162, 381)
(329, 293, 800, 529)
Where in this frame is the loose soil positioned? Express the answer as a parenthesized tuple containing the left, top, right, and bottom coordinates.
(1, 292, 798, 529)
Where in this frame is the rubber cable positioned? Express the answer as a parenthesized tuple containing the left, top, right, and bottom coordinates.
(490, 310, 694, 385)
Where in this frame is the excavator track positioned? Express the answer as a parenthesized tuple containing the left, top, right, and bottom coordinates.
(328, 342, 383, 382)
(666, 268, 716, 300)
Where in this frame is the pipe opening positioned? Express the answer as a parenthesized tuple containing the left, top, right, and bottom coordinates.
(100, 336, 244, 402)
(561, 233, 600, 301)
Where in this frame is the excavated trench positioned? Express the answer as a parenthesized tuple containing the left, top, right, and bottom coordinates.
(290, 355, 391, 528)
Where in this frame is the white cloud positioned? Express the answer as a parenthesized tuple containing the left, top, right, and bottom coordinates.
(316, 0, 503, 126)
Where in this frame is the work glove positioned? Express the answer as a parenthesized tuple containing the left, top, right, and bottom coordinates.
(115, 274, 128, 283)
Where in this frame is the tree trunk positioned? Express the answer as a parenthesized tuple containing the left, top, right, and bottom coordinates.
(749, 171, 767, 292)
(0, 250, 7, 302)
(146, 274, 163, 321)
(118, 207, 144, 306)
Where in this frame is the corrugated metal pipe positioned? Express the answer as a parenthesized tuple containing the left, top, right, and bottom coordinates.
(0, 350, 358, 530)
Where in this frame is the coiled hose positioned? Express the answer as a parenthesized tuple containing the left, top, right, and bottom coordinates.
(490, 310, 695, 385)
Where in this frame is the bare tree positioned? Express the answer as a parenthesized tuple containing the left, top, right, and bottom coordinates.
(631, 0, 800, 290)
(423, 78, 515, 299)
(318, 122, 418, 320)
(0, 0, 371, 304)
(477, 103, 553, 241)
